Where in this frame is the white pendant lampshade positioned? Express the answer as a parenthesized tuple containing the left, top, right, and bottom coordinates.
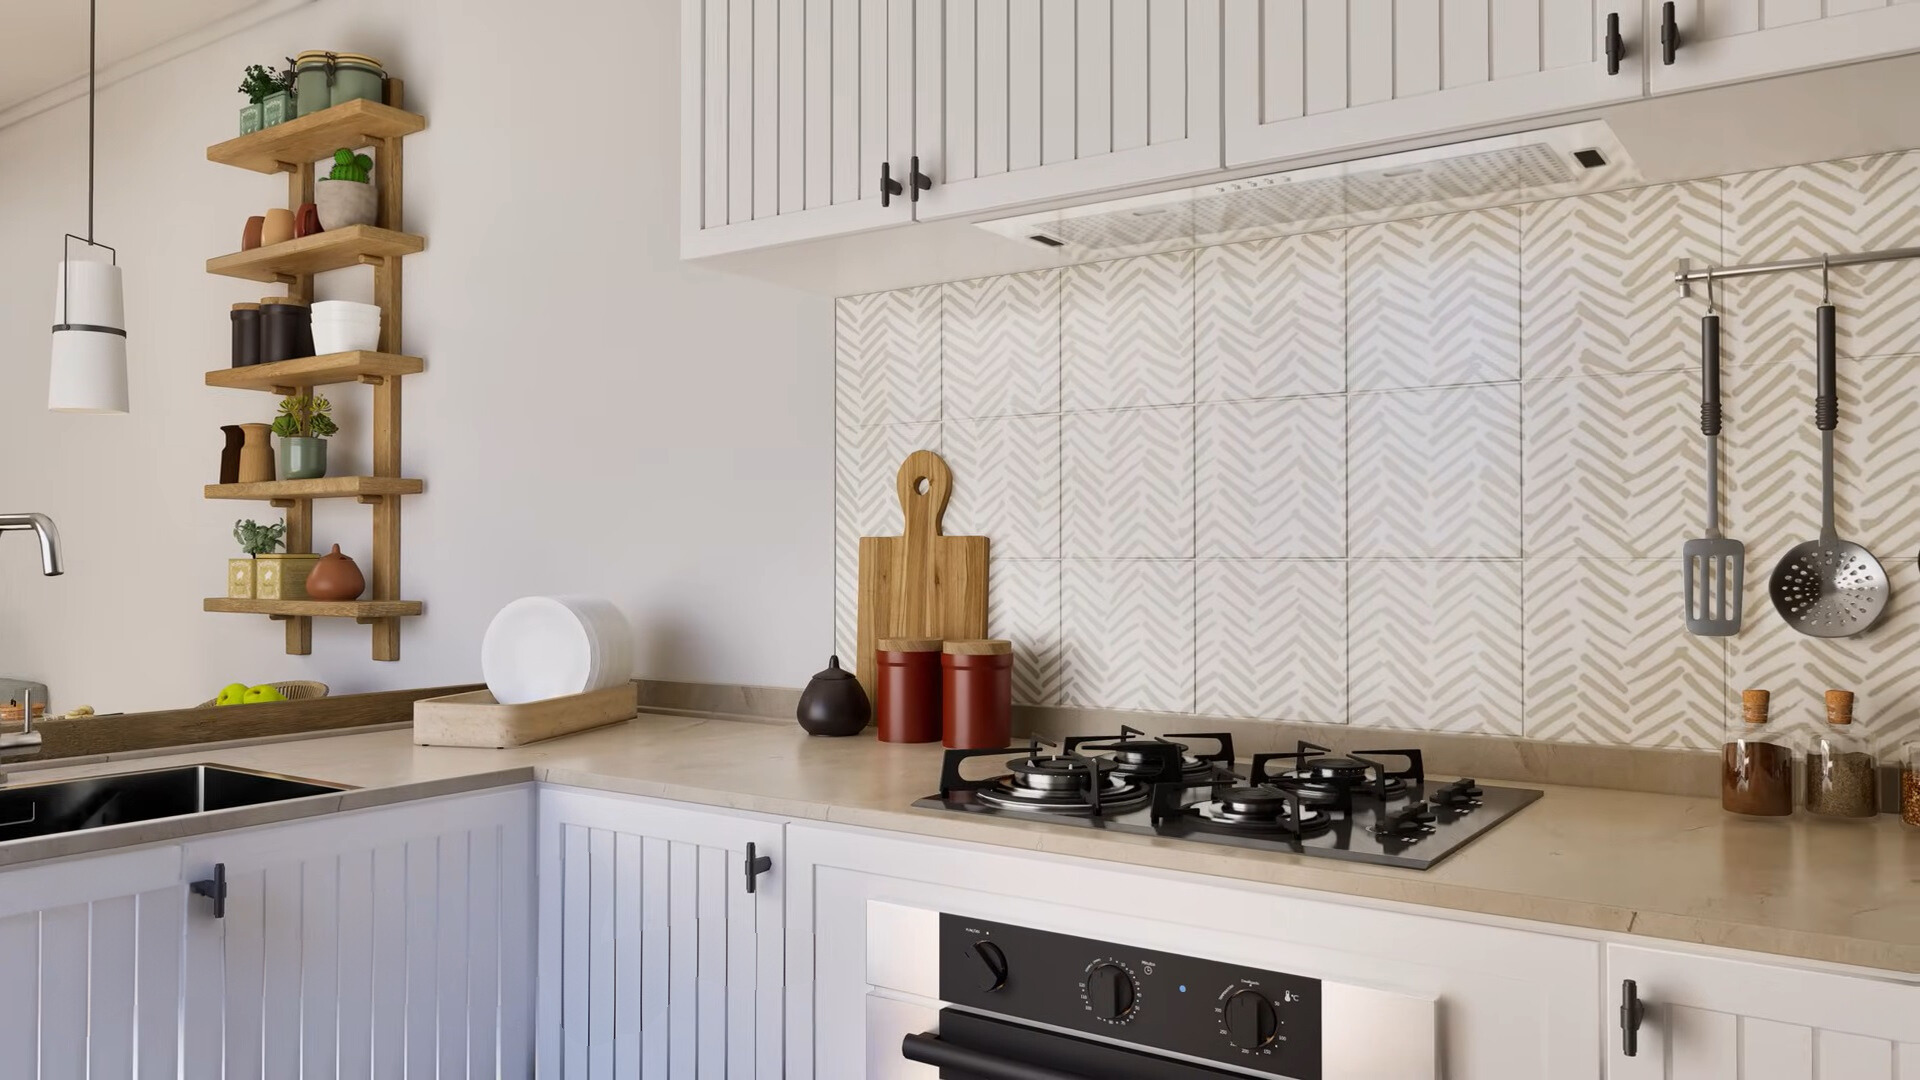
(49, 257, 128, 413)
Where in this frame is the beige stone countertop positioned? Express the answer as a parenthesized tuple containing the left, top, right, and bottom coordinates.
(5, 713, 1919, 975)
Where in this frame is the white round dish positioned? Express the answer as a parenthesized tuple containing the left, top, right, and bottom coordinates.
(481, 596, 595, 704)
(554, 595, 634, 689)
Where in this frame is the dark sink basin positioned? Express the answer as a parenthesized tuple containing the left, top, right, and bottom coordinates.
(0, 764, 347, 842)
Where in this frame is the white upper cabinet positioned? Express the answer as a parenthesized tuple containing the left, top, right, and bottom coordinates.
(682, 0, 918, 256)
(910, 0, 1223, 221)
(1225, 0, 1647, 167)
(1649, 0, 1920, 93)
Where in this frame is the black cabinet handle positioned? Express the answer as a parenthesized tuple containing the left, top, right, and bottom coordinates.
(1660, 1, 1681, 64)
(879, 162, 904, 208)
(909, 156, 933, 202)
(744, 842, 772, 894)
(902, 1032, 1087, 1080)
(1605, 12, 1626, 75)
(1620, 979, 1646, 1057)
(191, 863, 227, 920)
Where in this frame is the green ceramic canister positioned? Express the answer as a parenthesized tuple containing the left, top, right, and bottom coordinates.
(292, 51, 334, 117)
(329, 53, 386, 108)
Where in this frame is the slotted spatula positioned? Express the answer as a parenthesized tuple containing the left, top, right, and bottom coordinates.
(1683, 298, 1745, 636)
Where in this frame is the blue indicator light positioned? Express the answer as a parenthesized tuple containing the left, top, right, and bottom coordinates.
(1178, 985, 1187, 993)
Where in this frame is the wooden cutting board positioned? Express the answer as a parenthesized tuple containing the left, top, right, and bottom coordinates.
(855, 450, 989, 700)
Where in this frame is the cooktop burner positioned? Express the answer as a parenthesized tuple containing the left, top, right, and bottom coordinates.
(915, 729, 1542, 870)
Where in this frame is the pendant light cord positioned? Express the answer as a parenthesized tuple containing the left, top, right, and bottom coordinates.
(87, 0, 95, 244)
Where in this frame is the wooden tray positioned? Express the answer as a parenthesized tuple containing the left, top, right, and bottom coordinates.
(412, 683, 636, 748)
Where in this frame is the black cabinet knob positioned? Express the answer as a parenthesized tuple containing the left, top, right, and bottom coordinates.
(1605, 12, 1625, 75)
(968, 940, 1008, 993)
(1084, 963, 1137, 1021)
(1660, 1, 1682, 65)
(1224, 989, 1278, 1049)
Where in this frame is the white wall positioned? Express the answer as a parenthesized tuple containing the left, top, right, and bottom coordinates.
(0, 0, 835, 714)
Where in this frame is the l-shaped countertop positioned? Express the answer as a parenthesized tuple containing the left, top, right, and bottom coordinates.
(3, 712, 1916, 975)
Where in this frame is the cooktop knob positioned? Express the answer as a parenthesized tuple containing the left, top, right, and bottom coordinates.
(968, 940, 1008, 993)
(1084, 963, 1137, 1021)
(1224, 988, 1278, 1049)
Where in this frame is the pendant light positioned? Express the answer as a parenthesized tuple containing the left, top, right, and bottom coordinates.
(49, 0, 128, 414)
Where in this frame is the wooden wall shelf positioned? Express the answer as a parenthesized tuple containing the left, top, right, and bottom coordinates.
(207, 99, 426, 174)
(206, 352, 423, 392)
(207, 225, 424, 282)
(204, 598, 423, 619)
(205, 477, 423, 501)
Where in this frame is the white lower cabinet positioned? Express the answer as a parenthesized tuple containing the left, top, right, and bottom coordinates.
(535, 787, 785, 1080)
(179, 786, 537, 1079)
(1607, 943, 1920, 1078)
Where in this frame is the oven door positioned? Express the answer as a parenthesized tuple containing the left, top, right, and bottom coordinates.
(902, 1008, 1263, 1080)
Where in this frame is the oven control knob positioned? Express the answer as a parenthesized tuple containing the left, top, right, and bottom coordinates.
(1224, 988, 1278, 1049)
(1084, 963, 1137, 1021)
(967, 940, 1008, 993)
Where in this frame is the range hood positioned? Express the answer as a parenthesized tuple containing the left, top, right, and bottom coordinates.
(976, 121, 1639, 261)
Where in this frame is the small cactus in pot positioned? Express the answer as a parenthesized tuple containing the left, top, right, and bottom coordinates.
(314, 147, 377, 230)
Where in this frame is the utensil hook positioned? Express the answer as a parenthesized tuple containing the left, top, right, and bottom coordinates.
(1702, 267, 1716, 315)
(1821, 254, 1831, 304)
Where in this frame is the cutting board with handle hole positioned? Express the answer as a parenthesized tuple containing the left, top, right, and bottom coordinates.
(856, 451, 990, 701)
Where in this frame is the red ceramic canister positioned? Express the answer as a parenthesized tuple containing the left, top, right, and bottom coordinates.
(942, 639, 1013, 749)
(876, 638, 943, 743)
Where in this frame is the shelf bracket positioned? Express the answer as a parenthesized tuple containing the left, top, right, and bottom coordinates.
(357, 374, 385, 386)
(269, 499, 296, 509)
(356, 494, 385, 505)
(268, 614, 291, 622)
(270, 384, 297, 395)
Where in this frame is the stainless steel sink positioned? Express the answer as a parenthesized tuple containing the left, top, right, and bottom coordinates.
(0, 764, 347, 842)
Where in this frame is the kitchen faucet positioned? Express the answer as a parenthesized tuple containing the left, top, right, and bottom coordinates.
(0, 513, 63, 576)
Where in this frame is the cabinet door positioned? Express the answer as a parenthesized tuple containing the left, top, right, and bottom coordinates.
(1650, 0, 1920, 94)
(682, 0, 917, 257)
(0, 845, 188, 1080)
(1225, 0, 1645, 168)
(536, 787, 784, 1080)
(180, 787, 536, 1079)
(1607, 944, 1920, 1078)
(911, 0, 1223, 221)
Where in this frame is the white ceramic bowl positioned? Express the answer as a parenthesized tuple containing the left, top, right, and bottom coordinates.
(312, 320, 382, 354)
(312, 300, 382, 320)
(481, 597, 595, 704)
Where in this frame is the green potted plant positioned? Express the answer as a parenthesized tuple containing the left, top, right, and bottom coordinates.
(271, 394, 338, 480)
(237, 64, 288, 133)
(314, 148, 377, 230)
(264, 62, 297, 126)
(229, 518, 286, 599)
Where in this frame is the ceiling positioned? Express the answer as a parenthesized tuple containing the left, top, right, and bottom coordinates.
(0, 0, 268, 116)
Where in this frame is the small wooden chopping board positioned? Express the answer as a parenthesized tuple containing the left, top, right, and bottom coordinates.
(855, 450, 989, 700)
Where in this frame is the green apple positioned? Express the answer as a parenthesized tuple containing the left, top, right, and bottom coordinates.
(215, 683, 249, 707)
(243, 685, 286, 704)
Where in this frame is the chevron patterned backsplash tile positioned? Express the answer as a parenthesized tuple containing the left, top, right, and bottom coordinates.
(835, 149, 1920, 750)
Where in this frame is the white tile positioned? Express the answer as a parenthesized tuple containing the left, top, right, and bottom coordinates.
(942, 271, 1061, 419)
(1349, 384, 1521, 558)
(989, 558, 1062, 706)
(1196, 397, 1345, 558)
(1062, 406, 1194, 559)
(1061, 559, 1195, 714)
(1195, 231, 1345, 402)
(835, 287, 943, 428)
(942, 414, 1061, 559)
(1348, 208, 1520, 391)
(1349, 560, 1523, 736)
(1061, 252, 1195, 410)
(1196, 561, 1346, 724)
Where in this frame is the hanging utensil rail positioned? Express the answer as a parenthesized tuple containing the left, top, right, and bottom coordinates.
(1675, 246, 1920, 298)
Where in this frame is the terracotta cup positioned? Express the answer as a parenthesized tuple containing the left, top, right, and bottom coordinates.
(293, 202, 323, 238)
(261, 208, 295, 246)
(241, 215, 266, 251)
(236, 423, 275, 484)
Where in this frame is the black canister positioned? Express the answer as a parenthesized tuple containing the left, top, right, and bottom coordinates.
(260, 298, 314, 364)
(230, 303, 262, 367)
(796, 655, 871, 736)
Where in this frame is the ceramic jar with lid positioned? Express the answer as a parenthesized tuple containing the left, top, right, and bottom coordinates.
(876, 638, 942, 743)
(231, 303, 262, 367)
(796, 655, 870, 737)
(942, 640, 1013, 749)
(292, 51, 386, 117)
(260, 297, 314, 364)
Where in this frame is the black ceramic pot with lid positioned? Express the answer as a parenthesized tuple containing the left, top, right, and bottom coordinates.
(797, 655, 870, 737)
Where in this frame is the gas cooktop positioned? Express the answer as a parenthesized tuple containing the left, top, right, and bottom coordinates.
(913, 727, 1542, 870)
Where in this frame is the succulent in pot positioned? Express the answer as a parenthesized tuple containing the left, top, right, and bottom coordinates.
(314, 148, 377, 230)
(270, 394, 338, 480)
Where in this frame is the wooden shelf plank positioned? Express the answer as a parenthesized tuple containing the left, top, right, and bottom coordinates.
(204, 598, 423, 619)
(205, 352, 424, 392)
(207, 99, 426, 174)
(204, 477, 424, 501)
(207, 225, 424, 282)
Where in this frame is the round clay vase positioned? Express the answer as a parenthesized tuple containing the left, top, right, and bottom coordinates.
(236, 423, 275, 483)
(304, 544, 365, 601)
(796, 655, 871, 737)
(314, 179, 377, 230)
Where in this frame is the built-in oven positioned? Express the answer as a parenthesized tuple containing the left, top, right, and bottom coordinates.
(894, 914, 1436, 1080)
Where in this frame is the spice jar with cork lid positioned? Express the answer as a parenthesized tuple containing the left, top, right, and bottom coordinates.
(1805, 689, 1878, 819)
(1722, 689, 1793, 817)
(1901, 743, 1920, 828)
(942, 639, 1013, 749)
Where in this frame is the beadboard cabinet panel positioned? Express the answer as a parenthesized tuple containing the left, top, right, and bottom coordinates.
(1650, 0, 1920, 93)
(1225, 0, 1646, 166)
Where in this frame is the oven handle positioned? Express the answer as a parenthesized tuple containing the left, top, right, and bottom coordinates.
(902, 1031, 1093, 1080)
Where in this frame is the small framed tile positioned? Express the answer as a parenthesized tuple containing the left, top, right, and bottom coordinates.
(1523, 370, 1703, 559)
(1195, 231, 1345, 402)
(1348, 208, 1520, 391)
(989, 558, 1063, 706)
(1061, 559, 1195, 714)
(1063, 406, 1194, 559)
(943, 414, 1061, 559)
(1520, 182, 1721, 380)
(1348, 560, 1522, 736)
(836, 286, 942, 428)
(834, 422, 941, 657)
(1062, 252, 1195, 410)
(1349, 385, 1520, 558)
(1197, 560, 1346, 723)
(943, 270, 1060, 419)
(1523, 559, 1724, 749)
(1196, 397, 1345, 558)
